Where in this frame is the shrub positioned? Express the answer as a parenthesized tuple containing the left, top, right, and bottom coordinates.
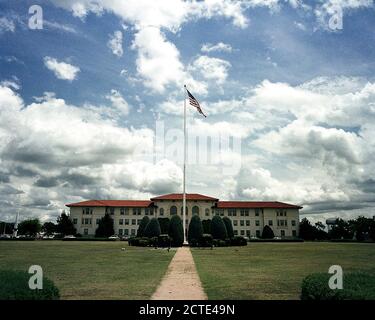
(168, 215, 184, 247)
(188, 215, 203, 245)
(261, 225, 275, 239)
(137, 216, 150, 237)
(144, 217, 161, 238)
(0, 270, 60, 300)
(18, 219, 41, 237)
(158, 218, 170, 234)
(211, 215, 228, 240)
(158, 234, 171, 248)
(199, 234, 213, 247)
(202, 219, 211, 234)
(301, 272, 375, 300)
(231, 236, 247, 246)
(213, 239, 229, 247)
(222, 217, 234, 239)
(95, 214, 114, 238)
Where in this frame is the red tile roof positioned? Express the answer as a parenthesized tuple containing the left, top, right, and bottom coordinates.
(216, 201, 302, 209)
(150, 193, 218, 201)
(66, 200, 153, 208)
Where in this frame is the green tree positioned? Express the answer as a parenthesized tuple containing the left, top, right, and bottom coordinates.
(42, 222, 57, 235)
(261, 225, 275, 239)
(144, 218, 161, 238)
(158, 217, 170, 234)
(299, 218, 315, 240)
(329, 218, 353, 240)
(349, 216, 374, 241)
(168, 215, 184, 247)
(202, 219, 211, 234)
(0, 222, 14, 234)
(95, 214, 114, 238)
(222, 217, 234, 239)
(56, 211, 76, 236)
(188, 215, 203, 244)
(210, 215, 228, 240)
(137, 216, 150, 237)
(18, 219, 41, 236)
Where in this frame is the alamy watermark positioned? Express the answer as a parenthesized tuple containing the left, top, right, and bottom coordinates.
(28, 265, 43, 290)
(28, 5, 43, 30)
(328, 265, 343, 290)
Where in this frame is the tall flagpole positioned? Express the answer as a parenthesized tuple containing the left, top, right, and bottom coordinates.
(183, 85, 187, 244)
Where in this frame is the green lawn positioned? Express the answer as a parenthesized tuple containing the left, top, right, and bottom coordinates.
(191, 242, 375, 300)
(0, 241, 175, 300)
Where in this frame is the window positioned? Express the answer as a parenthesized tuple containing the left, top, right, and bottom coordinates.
(137, 219, 141, 225)
(256, 230, 260, 237)
(160, 208, 164, 216)
(255, 220, 260, 226)
(255, 208, 260, 216)
(240, 220, 244, 226)
(292, 220, 296, 226)
(268, 220, 273, 226)
(240, 230, 245, 236)
(192, 206, 199, 216)
(246, 230, 250, 237)
(73, 218, 77, 224)
(233, 220, 238, 226)
(96, 218, 100, 224)
(125, 219, 129, 225)
(244, 210, 249, 216)
(240, 210, 245, 216)
(205, 208, 209, 216)
(85, 208, 90, 215)
(145, 208, 149, 216)
(133, 208, 141, 215)
(215, 209, 224, 216)
(120, 208, 125, 215)
(234, 230, 238, 235)
(110, 208, 115, 215)
(131, 229, 135, 236)
(228, 209, 236, 216)
(84, 228, 88, 235)
(170, 206, 177, 215)
(292, 230, 297, 237)
(246, 220, 250, 226)
(124, 208, 129, 215)
(119, 229, 123, 236)
(281, 230, 285, 237)
(131, 219, 136, 225)
(119, 219, 123, 225)
(124, 229, 129, 236)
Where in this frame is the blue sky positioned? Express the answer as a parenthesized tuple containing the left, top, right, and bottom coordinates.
(1, 0, 375, 223)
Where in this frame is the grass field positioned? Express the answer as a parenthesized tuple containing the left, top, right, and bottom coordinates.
(0, 241, 175, 300)
(191, 242, 375, 300)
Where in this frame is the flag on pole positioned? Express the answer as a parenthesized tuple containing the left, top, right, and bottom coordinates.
(186, 88, 207, 117)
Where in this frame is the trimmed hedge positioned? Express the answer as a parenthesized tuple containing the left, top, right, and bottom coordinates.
(301, 272, 375, 300)
(0, 270, 60, 300)
(168, 215, 184, 247)
(211, 215, 228, 240)
(137, 216, 150, 237)
(158, 218, 170, 234)
(222, 217, 234, 239)
(230, 236, 247, 246)
(261, 225, 275, 239)
(144, 218, 161, 238)
(202, 219, 211, 234)
(188, 215, 203, 245)
(213, 238, 230, 247)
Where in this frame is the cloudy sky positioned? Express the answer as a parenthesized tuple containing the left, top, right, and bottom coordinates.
(1, 0, 375, 224)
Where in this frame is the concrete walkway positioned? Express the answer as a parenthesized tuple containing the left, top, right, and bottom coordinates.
(151, 247, 207, 300)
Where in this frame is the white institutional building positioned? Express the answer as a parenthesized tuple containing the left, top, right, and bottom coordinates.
(67, 193, 302, 238)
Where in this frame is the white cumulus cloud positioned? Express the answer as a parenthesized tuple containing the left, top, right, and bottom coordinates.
(43, 57, 80, 81)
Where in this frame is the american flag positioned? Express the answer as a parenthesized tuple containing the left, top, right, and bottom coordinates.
(186, 88, 207, 117)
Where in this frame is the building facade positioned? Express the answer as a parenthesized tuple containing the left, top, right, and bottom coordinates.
(66, 193, 302, 238)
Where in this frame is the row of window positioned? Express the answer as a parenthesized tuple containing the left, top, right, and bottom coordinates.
(81, 206, 279, 217)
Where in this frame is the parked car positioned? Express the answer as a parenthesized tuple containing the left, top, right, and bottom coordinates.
(63, 235, 76, 239)
(108, 235, 120, 240)
(0, 234, 11, 239)
(274, 236, 281, 240)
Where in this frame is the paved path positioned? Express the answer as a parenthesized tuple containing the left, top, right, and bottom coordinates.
(151, 247, 207, 300)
